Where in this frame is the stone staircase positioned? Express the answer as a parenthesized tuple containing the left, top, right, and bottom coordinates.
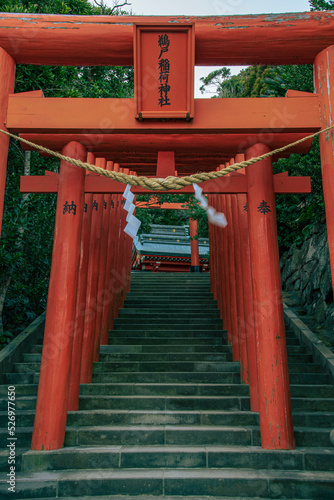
(0, 271, 334, 499)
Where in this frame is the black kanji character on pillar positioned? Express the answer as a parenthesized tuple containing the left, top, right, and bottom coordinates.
(63, 201, 77, 215)
(103, 200, 107, 209)
(111, 200, 114, 208)
(92, 200, 99, 211)
(243, 202, 248, 212)
(158, 34, 170, 58)
(121, 199, 126, 206)
(84, 203, 88, 213)
(257, 200, 271, 214)
(158, 83, 171, 107)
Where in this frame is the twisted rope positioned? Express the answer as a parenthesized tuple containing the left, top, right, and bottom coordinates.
(0, 125, 332, 191)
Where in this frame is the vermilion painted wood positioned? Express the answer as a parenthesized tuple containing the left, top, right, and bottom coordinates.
(80, 159, 105, 385)
(314, 46, 334, 291)
(226, 178, 240, 361)
(7, 96, 320, 134)
(237, 184, 259, 412)
(0, 48, 15, 236)
(31, 142, 86, 451)
(207, 195, 215, 296)
(100, 162, 116, 346)
(111, 168, 127, 320)
(134, 25, 194, 119)
(211, 190, 224, 322)
(190, 218, 200, 268)
(104, 163, 122, 333)
(222, 166, 232, 343)
(218, 195, 228, 330)
(156, 152, 176, 177)
(1, 12, 334, 66)
(93, 160, 113, 363)
(213, 192, 223, 320)
(231, 168, 248, 383)
(19, 132, 315, 157)
(68, 183, 93, 412)
(137, 202, 184, 209)
(246, 143, 294, 450)
(119, 168, 131, 310)
(20, 173, 311, 195)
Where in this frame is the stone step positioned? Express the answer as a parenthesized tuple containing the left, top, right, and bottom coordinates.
(1, 409, 334, 430)
(3, 370, 329, 387)
(106, 335, 302, 346)
(0, 448, 27, 472)
(0, 410, 260, 428)
(20, 445, 334, 473)
(99, 344, 306, 354)
(123, 299, 217, 306)
(113, 322, 224, 330)
(117, 310, 221, 318)
(80, 381, 249, 396)
(127, 287, 213, 292)
(92, 361, 241, 373)
(30, 343, 233, 354)
(123, 302, 216, 308)
(129, 292, 213, 297)
(2, 372, 39, 385)
(3, 391, 333, 414)
(92, 360, 324, 374)
(108, 336, 226, 344)
(6, 497, 311, 500)
(0, 424, 333, 450)
(91, 371, 329, 385)
(79, 383, 334, 399)
(1, 382, 333, 401)
(63, 425, 259, 447)
(109, 330, 226, 338)
(79, 383, 249, 397)
(2, 467, 333, 499)
(77, 395, 251, 412)
(22, 352, 232, 364)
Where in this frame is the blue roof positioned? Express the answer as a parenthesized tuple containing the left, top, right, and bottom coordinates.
(134, 224, 209, 258)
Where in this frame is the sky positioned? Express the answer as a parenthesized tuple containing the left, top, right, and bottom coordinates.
(100, 0, 312, 96)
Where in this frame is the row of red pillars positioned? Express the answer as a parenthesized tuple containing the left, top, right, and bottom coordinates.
(209, 145, 295, 450)
(31, 143, 134, 451)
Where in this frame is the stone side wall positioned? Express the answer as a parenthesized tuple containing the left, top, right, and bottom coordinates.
(280, 223, 334, 330)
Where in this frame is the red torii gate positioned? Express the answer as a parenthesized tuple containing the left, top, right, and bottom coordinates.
(0, 11, 333, 453)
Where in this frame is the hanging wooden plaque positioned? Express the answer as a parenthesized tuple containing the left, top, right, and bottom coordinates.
(134, 23, 195, 120)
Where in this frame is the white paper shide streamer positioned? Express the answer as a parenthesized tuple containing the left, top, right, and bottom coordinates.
(122, 184, 141, 239)
(193, 184, 227, 228)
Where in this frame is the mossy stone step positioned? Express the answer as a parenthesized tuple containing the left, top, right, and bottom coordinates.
(2, 468, 333, 499)
(20, 445, 334, 473)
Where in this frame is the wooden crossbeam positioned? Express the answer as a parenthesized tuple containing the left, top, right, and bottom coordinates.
(7, 96, 320, 135)
(0, 12, 334, 66)
(19, 133, 315, 161)
(20, 171, 311, 195)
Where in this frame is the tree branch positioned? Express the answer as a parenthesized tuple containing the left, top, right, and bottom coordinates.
(110, 1, 132, 14)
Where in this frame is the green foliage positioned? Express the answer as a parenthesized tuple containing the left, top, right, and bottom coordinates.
(309, 0, 334, 9)
(0, 0, 134, 345)
(262, 65, 314, 96)
(200, 56, 324, 255)
(136, 194, 209, 238)
(200, 66, 273, 98)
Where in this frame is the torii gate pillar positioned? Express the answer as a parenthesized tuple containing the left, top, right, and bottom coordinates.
(190, 218, 200, 272)
(246, 143, 295, 450)
(31, 142, 86, 451)
(0, 48, 15, 238)
(314, 46, 334, 291)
